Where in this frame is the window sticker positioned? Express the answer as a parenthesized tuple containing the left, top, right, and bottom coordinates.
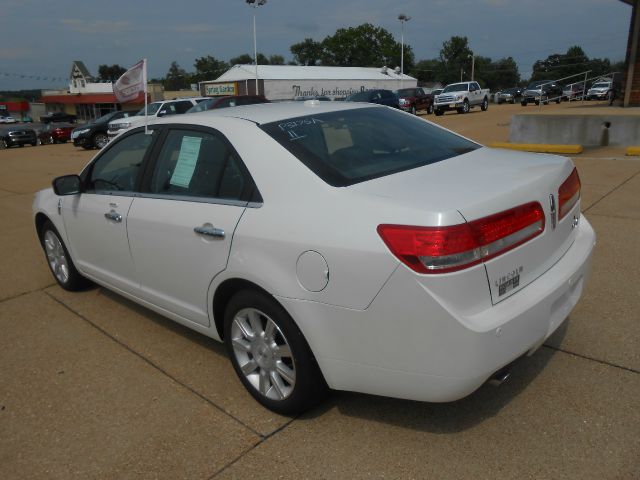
(170, 136, 202, 188)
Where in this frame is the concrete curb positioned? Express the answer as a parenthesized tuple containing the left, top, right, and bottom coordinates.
(489, 142, 583, 154)
(625, 146, 640, 156)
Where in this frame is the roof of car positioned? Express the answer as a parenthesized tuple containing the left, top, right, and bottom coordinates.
(157, 100, 378, 126)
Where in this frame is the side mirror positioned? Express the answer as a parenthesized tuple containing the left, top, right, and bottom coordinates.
(157, 109, 168, 117)
(52, 174, 81, 196)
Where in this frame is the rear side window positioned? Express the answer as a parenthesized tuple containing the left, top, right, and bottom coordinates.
(149, 129, 249, 201)
(261, 107, 479, 187)
(174, 101, 195, 113)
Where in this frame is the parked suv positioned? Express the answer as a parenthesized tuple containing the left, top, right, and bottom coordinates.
(40, 112, 77, 123)
(521, 80, 562, 106)
(396, 87, 433, 115)
(107, 98, 207, 139)
(345, 89, 399, 108)
(186, 95, 269, 113)
(0, 127, 37, 148)
(586, 81, 613, 101)
(72, 110, 137, 149)
(37, 123, 74, 144)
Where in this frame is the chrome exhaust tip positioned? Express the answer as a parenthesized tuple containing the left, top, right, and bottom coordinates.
(488, 366, 512, 387)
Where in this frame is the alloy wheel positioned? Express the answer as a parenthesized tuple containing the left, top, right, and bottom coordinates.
(44, 230, 70, 284)
(230, 307, 296, 401)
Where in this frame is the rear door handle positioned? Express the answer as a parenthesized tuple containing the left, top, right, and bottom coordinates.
(194, 225, 225, 238)
(104, 210, 122, 222)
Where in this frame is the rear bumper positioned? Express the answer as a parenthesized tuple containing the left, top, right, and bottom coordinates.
(278, 216, 596, 403)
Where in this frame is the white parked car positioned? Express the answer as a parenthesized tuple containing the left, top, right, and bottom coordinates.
(33, 101, 595, 414)
(0, 113, 17, 123)
(107, 97, 208, 140)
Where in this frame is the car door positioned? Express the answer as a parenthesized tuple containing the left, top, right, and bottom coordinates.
(126, 126, 256, 326)
(62, 129, 154, 292)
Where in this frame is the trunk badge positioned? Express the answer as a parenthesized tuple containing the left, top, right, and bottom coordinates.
(549, 194, 557, 230)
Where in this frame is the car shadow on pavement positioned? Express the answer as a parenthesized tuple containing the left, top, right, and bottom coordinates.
(97, 287, 229, 360)
(303, 320, 570, 432)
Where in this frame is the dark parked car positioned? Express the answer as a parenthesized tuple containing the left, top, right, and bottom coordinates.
(0, 127, 37, 148)
(496, 87, 524, 104)
(521, 80, 562, 106)
(396, 87, 434, 114)
(187, 95, 269, 113)
(72, 110, 137, 149)
(294, 95, 331, 101)
(37, 123, 75, 145)
(40, 112, 77, 123)
(345, 89, 399, 108)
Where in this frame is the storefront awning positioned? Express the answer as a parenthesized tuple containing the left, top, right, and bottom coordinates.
(41, 92, 147, 104)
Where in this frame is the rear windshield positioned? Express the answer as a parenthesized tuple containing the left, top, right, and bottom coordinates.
(260, 107, 479, 187)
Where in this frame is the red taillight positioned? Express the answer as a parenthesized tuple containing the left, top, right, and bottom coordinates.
(377, 202, 545, 274)
(558, 168, 580, 220)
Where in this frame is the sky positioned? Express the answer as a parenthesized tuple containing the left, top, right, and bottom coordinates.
(0, 0, 631, 91)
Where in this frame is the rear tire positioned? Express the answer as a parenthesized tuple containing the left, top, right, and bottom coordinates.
(39, 220, 91, 291)
(224, 290, 328, 415)
(410, 105, 417, 115)
(521, 101, 528, 106)
(427, 104, 434, 115)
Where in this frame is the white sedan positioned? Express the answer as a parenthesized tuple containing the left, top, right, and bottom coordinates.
(33, 101, 595, 414)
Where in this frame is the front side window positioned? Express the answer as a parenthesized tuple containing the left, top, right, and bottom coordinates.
(88, 131, 153, 192)
(261, 107, 479, 187)
(149, 129, 248, 201)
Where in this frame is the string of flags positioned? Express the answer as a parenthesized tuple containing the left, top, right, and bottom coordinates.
(0, 71, 114, 83)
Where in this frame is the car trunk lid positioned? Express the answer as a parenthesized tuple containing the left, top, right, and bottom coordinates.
(350, 147, 580, 304)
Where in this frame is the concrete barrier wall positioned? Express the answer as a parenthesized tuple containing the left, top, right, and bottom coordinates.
(509, 114, 640, 146)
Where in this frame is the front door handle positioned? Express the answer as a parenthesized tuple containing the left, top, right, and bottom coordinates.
(104, 210, 122, 223)
(194, 225, 225, 238)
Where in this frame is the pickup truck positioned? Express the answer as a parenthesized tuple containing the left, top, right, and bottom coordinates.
(433, 81, 490, 115)
(396, 87, 434, 115)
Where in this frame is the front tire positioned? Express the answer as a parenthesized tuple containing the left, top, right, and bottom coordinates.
(521, 101, 528, 106)
(224, 290, 328, 415)
(92, 133, 108, 149)
(481, 97, 489, 111)
(410, 105, 417, 115)
(40, 220, 90, 291)
(458, 99, 470, 114)
(434, 108, 444, 116)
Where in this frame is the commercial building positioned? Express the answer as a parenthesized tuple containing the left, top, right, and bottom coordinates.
(40, 61, 164, 122)
(199, 65, 417, 101)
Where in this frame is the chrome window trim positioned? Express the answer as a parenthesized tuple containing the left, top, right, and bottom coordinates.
(132, 192, 263, 208)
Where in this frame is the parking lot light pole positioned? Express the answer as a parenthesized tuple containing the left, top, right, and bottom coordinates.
(398, 14, 411, 88)
(246, 0, 267, 95)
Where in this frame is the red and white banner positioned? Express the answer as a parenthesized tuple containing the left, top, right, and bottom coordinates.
(113, 59, 146, 103)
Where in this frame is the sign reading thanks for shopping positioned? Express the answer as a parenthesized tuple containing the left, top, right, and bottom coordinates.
(205, 83, 237, 96)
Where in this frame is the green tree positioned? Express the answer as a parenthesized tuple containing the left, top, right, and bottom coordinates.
(319, 23, 413, 69)
(229, 53, 269, 65)
(290, 38, 323, 66)
(410, 59, 442, 83)
(191, 55, 228, 82)
(438, 36, 473, 84)
(475, 56, 520, 90)
(164, 61, 189, 90)
(269, 55, 285, 65)
(97, 64, 126, 82)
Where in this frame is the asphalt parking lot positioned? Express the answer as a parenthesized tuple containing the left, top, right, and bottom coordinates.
(1, 102, 639, 479)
